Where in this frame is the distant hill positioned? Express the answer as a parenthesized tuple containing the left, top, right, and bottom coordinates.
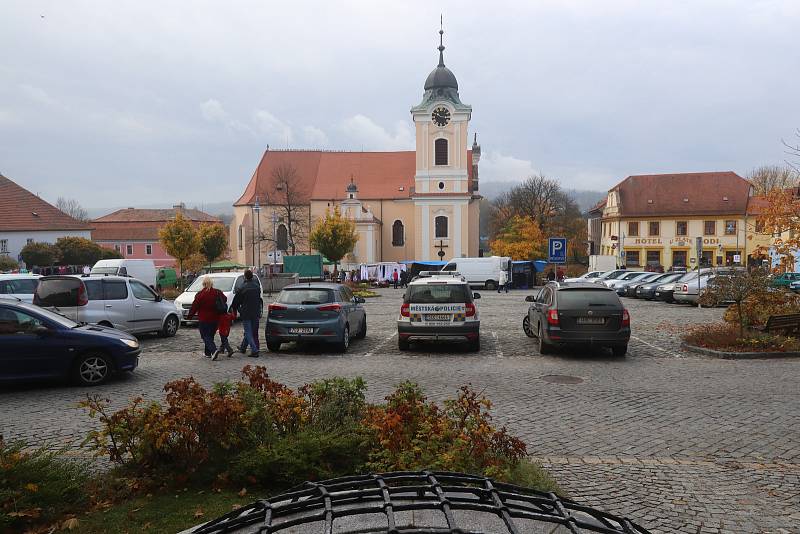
(478, 181, 605, 212)
(87, 200, 235, 224)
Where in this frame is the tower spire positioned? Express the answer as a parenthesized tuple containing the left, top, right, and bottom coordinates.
(438, 15, 445, 67)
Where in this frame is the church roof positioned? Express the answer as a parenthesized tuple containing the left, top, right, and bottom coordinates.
(235, 149, 475, 206)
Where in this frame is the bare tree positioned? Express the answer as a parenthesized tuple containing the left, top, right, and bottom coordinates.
(254, 163, 310, 255)
(55, 197, 89, 221)
(746, 164, 799, 195)
(783, 128, 800, 173)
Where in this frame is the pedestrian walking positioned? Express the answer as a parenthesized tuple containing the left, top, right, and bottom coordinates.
(497, 270, 510, 293)
(186, 276, 226, 360)
(392, 269, 399, 289)
(218, 309, 236, 357)
(230, 269, 262, 357)
(547, 269, 556, 282)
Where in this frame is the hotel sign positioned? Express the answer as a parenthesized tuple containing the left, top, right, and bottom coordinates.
(631, 237, 721, 246)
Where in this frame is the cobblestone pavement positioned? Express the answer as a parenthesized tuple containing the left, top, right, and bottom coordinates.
(1, 288, 799, 533)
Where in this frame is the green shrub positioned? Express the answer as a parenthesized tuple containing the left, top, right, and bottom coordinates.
(0, 437, 90, 530)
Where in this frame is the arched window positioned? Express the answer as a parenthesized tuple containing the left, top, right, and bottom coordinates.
(276, 224, 288, 251)
(435, 215, 448, 238)
(434, 138, 448, 166)
(237, 225, 243, 250)
(392, 220, 404, 246)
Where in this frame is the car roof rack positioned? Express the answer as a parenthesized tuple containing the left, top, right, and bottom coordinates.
(417, 271, 462, 278)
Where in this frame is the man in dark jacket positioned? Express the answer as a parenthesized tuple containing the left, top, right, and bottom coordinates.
(230, 270, 262, 357)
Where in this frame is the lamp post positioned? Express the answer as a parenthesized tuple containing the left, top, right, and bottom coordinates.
(253, 198, 261, 270)
(270, 212, 278, 296)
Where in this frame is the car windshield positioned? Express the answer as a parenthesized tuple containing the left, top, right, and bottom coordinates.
(18, 302, 78, 328)
(186, 276, 236, 292)
(278, 289, 333, 305)
(407, 284, 471, 304)
(621, 272, 645, 280)
(557, 289, 621, 308)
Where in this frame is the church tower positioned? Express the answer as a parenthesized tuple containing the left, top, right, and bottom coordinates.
(410, 22, 479, 260)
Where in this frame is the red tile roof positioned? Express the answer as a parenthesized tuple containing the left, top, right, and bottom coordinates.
(93, 207, 220, 223)
(235, 149, 474, 205)
(0, 174, 92, 232)
(745, 195, 770, 216)
(610, 172, 751, 217)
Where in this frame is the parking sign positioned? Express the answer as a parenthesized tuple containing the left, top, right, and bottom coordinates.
(548, 237, 567, 264)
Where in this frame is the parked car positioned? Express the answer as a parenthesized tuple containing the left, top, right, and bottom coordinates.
(175, 272, 263, 324)
(655, 271, 709, 303)
(634, 272, 684, 299)
(603, 271, 649, 290)
(523, 281, 630, 356)
(790, 280, 800, 293)
(563, 271, 606, 283)
(771, 272, 800, 288)
(440, 256, 511, 290)
(592, 269, 630, 284)
(33, 275, 180, 337)
(0, 274, 40, 303)
(0, 299, 140, 386)
(672, 274, 713, 305)
(91, 259, 158, 288)
(265, 283, 366, 353)
(615, 273, 662, 297)
(398, 271, 481, 351)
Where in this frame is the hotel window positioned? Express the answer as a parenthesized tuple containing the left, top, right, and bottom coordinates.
(704, 220, 716, 236)
(434, 138, 448, 166)
(126, 244, 133, 255)
(145, 244, 152, 255)
(725, 220, 737, 235)
(648, 221, 660, 236)
(625, 250, 640, 266)
(627, 222, 639, 236)
(646, 250, 661, 265)
(676, 221, 688, 236)
(435, 215, 448, 238)
(672, 250, 687, 267)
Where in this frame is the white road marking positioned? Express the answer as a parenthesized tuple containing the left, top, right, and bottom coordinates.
(630, 335, 683, 358)
(491, 331, 504, 358)
(364, 332, 397, 358)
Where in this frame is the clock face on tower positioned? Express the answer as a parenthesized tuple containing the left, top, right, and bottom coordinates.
(431, 106, 451, 127)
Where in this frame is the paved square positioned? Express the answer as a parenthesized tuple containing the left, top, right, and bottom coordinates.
(1, 288, 798, 533)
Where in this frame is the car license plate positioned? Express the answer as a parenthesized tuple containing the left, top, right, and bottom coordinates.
(289, 327, 314, 334)
(577, 317, 605, 325)
(424, 314, 451, 321)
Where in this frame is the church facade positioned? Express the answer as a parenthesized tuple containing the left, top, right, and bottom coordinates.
(230, 28, 481, 267)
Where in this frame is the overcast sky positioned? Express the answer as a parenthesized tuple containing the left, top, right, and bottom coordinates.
(1, 0, 799, 209)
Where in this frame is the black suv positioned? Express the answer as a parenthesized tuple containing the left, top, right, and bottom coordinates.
(523, 282, 630, 356)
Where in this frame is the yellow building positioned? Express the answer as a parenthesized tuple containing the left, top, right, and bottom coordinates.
(599, 172, 755, 269)
(229, 27, 481, 268)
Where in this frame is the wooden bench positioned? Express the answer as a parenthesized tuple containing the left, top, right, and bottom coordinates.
(753, 313, 800, 335)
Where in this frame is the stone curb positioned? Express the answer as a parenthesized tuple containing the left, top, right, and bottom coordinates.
(680, 342, 800, 360)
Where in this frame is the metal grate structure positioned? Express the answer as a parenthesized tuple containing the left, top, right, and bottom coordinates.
(188, 471, 651, 534)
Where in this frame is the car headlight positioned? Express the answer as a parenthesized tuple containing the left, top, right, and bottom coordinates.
(120, 339, 139, 348)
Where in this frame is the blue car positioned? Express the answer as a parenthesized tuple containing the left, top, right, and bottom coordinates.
(0, 299, 140, 386)
(265, 283, 366, 353)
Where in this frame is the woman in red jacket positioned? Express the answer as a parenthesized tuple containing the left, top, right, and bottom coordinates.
(187, 276, 225, 359)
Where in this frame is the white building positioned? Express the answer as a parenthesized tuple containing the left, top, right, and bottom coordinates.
(0, 174, 92, 266)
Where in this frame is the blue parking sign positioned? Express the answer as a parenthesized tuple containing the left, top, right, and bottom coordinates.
(548, 237, 567, 264)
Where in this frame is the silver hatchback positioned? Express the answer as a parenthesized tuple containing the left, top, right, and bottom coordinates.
(33, 275, 180, 337)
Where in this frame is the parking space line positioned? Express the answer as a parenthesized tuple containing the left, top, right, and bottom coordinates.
(491, 331, 504, 358)
(363, 332, 397, 358)
(630, 335, 683, 358)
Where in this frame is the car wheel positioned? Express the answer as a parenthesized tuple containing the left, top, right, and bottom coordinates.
(523, 315, 535, 338)
(485, 280, 497, 291)
(335, 325, 350, 353)
(266, 340, 282, 352)
(612, 345, 628, 357)
(398, 337, 410, 351)
(161, 315, 179, 337)
(73, 352, 112, 386)
(355, 317, 367, 339)
(538, 324, 552, 355)
(468, 337, 480, 352)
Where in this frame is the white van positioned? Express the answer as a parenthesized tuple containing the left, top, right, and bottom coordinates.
(441, 256, 511, 290)
(91, 259, 158, 288)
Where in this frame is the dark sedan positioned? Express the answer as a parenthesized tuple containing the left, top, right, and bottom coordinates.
(0, 300, 140, 386)
(632, 272, 683, 299)
(523, 282, 630, 356)
(265, 283, 366, 353)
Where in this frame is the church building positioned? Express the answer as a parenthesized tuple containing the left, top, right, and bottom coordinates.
(230, 27, 482, 268)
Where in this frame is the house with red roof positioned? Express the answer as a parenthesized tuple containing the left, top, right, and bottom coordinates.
(230, 28, 482, 267)
(0, 174, 92, 266)
(91, 204, 221, 268)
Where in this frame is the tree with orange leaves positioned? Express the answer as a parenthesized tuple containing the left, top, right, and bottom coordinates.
(755, 188, 800, 272)
(489, 216, 546, 260)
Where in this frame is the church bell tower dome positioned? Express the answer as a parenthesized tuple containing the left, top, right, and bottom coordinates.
(418, 21, 462, 105)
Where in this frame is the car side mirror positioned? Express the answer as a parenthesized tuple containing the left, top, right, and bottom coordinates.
(354, 296, 366, 304)
(472, 292, 481, 300)
(155, 295, 163, 302)
(525, 294, 538, 302)
(33, 325, 51, 336)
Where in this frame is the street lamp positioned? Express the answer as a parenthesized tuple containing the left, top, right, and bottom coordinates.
(253, 197, 261, 270)
(270, 212, 279, 296)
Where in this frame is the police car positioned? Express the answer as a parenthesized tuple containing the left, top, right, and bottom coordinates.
(397, 272, 481, 351)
